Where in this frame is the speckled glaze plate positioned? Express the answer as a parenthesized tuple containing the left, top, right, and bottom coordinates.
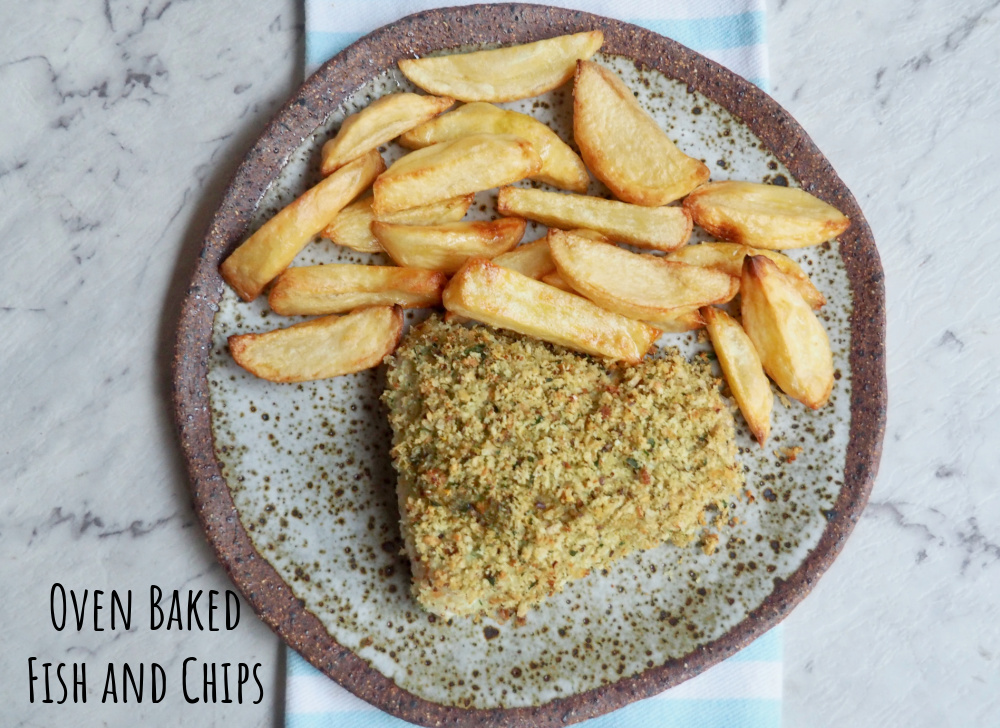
(172, 5, 886, 726)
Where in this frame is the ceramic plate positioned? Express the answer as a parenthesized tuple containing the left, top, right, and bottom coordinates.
(172, 5, 886, 726)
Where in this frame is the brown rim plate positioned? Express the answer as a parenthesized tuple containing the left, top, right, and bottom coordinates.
(171, 4, 886, 725)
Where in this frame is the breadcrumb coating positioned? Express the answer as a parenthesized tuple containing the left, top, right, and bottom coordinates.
(383, 317, 742, 620)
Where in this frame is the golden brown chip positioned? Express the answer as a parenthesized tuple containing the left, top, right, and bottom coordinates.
(491, 237, 556, 279)
(322, 193, 473, 254)
(548, 230, 738, 324)
(399, 102, 589, 192)
(443, 311, 471, 325)
(398, 31, 603, 102)
(567, 228, 611, 242)
(268, 265, 447, 315)
(540, 270, 575, 292)
(220, 150, 385, 301)
(740, 256, 834, 408)
(683, 180, 850, 249)
(228, 305, 403, 383)
(573, 60, 709, 205)
(372, 218, 525, 273)
(647, 308, 705, 333)
(442, 258, 658, 363)
(320, 93, 454, 175)
(702, 306, 773, 445)
(667, 242, 826, 308)
(372, 134, 540, 215)
(496, 186, 692, 252)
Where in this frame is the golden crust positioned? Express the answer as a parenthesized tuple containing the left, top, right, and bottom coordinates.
(320, 93, 454, 175)
(268, 265, 447, 316)
(398, 31, 603, 103)
(496, 186, 692, 252)
(220, 150, 385, 301)
(740, 256, 834, 408)
(442, 258, 659, 363)
(548, 230, 739, 323)
(383, 317, 743, 619)
(372, 134, 540, 215)
(573, 61, 709, 206)
(400, 102, 589, 192)
(682, 181, 850, 249)
(229, 305, 403, 383)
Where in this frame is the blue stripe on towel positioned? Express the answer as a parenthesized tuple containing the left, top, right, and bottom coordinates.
(630, 13, 765, 51)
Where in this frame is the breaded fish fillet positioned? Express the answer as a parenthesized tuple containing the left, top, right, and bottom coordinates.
(383, 317, 742, 620)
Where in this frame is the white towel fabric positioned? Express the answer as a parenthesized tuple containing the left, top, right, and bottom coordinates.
(291, 2, 778, 726)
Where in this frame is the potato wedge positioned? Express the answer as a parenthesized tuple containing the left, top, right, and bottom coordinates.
(540, 270, 574, 292)
(220, 150, 385, 301)
(574, 61, 709, 206)
(399, 102, 589, 192)
(268, 265, 447, 316)
(443, 311, 471, 325)
(568, 228, 611, 242)
(492, 238, 556, 279)
(548, 230, 738, 324)
(320, 93, 454, 175)
(322, 193, 473, 254)
(373, 217, 525, 273)
(667, 242, 826, 308)
(373, 134, 540, 215)
(683, 180, 850, 249)
(702, 306, 772, 445)
(648, 307, 705, 334)
(228, 305, 403, 383)
(398, 31, 603, 102)
(496, 186, 692, 252)
(442, 258, 658, 363)
(740, 256, 834, 408)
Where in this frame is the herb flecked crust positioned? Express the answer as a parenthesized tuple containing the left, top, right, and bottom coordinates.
(382, 317, 742, 621)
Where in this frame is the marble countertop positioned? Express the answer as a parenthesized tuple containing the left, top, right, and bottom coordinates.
(2, 0, 997, 725)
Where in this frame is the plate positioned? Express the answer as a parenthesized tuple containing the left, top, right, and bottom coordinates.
(171, 5, 886, 726)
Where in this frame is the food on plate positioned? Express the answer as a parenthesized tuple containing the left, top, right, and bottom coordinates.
(398, 30, 603, 102)
(320, 93, 455, 175)
(321, 193, 474, 254)
(228, 304, 403, 383)
(442, 258, 658, 363)
(566, 228, 611, 242)
(548, 230, 738, 325)
(573, 60, 709, 206)
(399, 102, 589, 192)
(702, 306, 773, 445)
(491, 237, 556, 279)
(540, 270, 574, 292)
(383, 317, 742, 619)
(647, 307, 705, 334)
(220, 150, 385, 301)
(740, 256, 834, 408)
(268, 264, 447, 315)
(372, 218, 525, 273)
(211, 29, 851, 635)
(496, 186, 692, 252)
(667, 242, 826, 309)
(372, 134, 540, 215)
(683, 180, 850, 249)
(538, 270, 576, 293)
(539, 256, 704, 332)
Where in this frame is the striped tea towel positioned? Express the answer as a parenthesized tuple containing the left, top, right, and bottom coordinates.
(305, 1, 768, 91)
(290, 2, 777, 726)
(287, 628, 781, 727)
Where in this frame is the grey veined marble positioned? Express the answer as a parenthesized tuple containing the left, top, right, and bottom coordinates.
(1, 0, 998, 726)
